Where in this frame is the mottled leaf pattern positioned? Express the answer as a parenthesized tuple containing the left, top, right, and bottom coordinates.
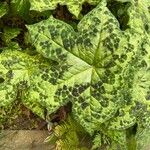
(0, 51, 51, 118)
(27, 0, 150, 134)
(0, 0, 150, 135)
(107, 0, 150, 130)
(29, 0, 100, 17)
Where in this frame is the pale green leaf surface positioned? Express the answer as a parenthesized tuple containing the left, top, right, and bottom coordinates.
(27, 1, 125, 133)
(107, 0, 150, 130)
(0, 51, 48, 118)
(27, 0, 150, 134)
(29, 0, 100, 17)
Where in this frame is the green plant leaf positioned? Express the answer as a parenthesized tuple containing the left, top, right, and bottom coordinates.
(29, 0, 100, 18)
(0, 50, 50, 118)
(0, 2, 8, 18)
(10, 0, 30, 17)
(27, 1, 123, 134)
(27, 0, 150, 134)
(2, 27, 20, 44)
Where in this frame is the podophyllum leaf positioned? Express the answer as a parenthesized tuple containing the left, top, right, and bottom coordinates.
(29, 0, 100, 18)
(0, 50, 50, 118)
(0, 2, 8, 18)
(27, 0, 150, 134)
(27, 1, 125, 134)
(107, 0, 150, 130)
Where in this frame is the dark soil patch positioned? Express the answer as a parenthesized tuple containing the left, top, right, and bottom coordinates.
(1, 103, 47, 130)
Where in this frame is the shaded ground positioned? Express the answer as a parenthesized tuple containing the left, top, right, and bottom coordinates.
(1, 103, 47, 130)
(0, 130, 54, 150)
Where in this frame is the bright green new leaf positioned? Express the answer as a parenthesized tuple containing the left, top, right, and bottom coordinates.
(29, 0, 100, 17)
(92, 133, 101, 150)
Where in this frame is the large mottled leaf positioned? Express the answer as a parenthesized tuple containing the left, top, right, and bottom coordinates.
(107, 0, 150, 130)
(27, 0, 150, 134)
(27, 1, 125, 134)
(0, 2, 8, 18)
(29, 0, 100, 17)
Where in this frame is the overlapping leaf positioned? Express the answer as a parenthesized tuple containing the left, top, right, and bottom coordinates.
(27, 1, 124, 134)
(29, 0, 100, 17)
(107, 0, 150, 130)
(0, 50, 51, 118)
